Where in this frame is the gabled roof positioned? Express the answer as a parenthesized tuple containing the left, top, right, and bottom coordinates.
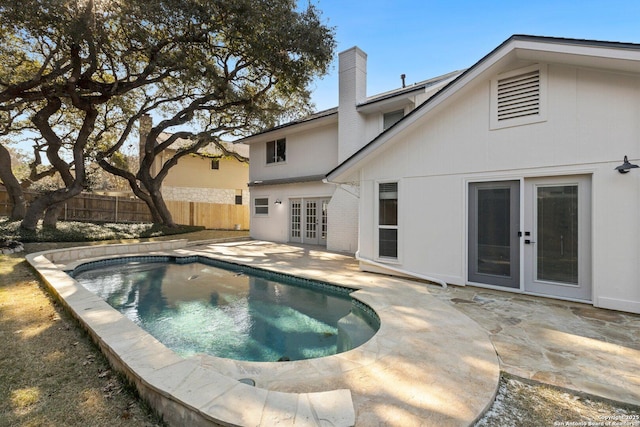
(326, 34, 640, 182)
(157, 132, 250, 158)
(238, 69, 464, 144)
(357, 69, 465, 111)
(237, 107, 338, 144)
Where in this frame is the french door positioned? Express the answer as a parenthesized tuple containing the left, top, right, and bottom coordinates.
(468, 181, 520, 288)
(523, 176, 591, 300)
(290, 198, 329, 246)
(469, 177, 591, 301)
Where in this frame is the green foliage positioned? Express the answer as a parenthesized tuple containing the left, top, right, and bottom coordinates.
(0, 217, 204, 242)
(1, 0, 335, 227)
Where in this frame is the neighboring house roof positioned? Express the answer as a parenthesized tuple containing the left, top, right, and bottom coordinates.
(326, 34, 640, 182)
(157, 132, 250, 158)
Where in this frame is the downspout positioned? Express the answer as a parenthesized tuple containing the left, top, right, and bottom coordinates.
(354, 250, 448, 289)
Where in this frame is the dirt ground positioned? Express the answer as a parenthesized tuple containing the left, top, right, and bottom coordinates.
(1, 231, 638, 427)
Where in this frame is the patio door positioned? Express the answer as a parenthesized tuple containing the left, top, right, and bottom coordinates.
(468, 181, 520, 288)
(523, 176, 591, 301)
(290, 198, 329, 246)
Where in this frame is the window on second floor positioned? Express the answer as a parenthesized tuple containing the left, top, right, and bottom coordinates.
(266, 138, 286, 164)
(383, 110, 404, 131)
(211, 159, 220, 170)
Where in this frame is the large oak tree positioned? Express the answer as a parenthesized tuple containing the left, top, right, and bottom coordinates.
(0, 0, 335, 229)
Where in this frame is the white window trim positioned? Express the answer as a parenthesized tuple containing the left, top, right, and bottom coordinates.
(374, 179, 401, 263)
(490, 64, 548, 130)
(253, 197, 270, 216)
(266, 138, 287, 165)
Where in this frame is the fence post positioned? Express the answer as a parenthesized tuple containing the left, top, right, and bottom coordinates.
(115, 196, 118, 222)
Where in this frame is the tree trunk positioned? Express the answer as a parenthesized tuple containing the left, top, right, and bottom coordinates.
(0, 144, 27, 220)
(21, 187, 82, 230)
(97, 158, 163, 223)
(43, 203, 64, 228)
(134, 186, 163, 223)
(150, 188, 177, 227)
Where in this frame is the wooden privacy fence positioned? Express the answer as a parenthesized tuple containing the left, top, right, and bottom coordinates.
(166, 200, 249, 230)
(0, 188, 153, 223)
(0, 188, 249, 229)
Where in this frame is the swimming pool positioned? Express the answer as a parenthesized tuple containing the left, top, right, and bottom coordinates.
(71, 256, 379, 362)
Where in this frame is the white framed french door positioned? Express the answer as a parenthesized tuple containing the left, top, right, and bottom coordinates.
(290, 198, 329, 246)
(523, 176, 592, 301)
(468, 176, 592, 301)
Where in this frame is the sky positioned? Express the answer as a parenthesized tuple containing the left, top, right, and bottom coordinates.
(307, 0, 640, 111)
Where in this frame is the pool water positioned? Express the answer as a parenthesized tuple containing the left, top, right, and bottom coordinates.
(73, 259, 377, 362)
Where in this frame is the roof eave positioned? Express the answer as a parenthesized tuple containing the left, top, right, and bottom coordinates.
(238, 110, 338, 144)
(327, 35, 640, 182)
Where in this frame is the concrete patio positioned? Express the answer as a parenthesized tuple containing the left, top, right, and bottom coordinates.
(30, 239, 501, 426)
(190, 240, 640, 408)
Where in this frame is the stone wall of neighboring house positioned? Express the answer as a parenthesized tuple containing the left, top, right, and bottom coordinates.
(161, 186, 249, 205)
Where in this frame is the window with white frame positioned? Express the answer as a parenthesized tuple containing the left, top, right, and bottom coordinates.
(490, 64, 547, 129)
(378, 182, 398, 259)
(383, 109, 404, 130)
(254, 197, 269, 215)
(266, 138, 286, 164)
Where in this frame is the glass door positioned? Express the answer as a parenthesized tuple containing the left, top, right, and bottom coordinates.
(290, 199, 302, 243)
(320, 199, 328, 245)
(524, 176, 591, 301)
(468, 181, 520, 288)
(305, 200, 318, 244)
(290, 198, 329, 246)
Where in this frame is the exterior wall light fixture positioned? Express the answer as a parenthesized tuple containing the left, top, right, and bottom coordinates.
(615, 155, 639, 174)
(274, 199, 282, 204)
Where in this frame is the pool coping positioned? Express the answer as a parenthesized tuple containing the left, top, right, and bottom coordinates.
(27, 239, 501, 426)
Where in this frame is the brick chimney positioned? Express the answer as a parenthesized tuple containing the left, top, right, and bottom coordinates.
(338, 46, 367, 163)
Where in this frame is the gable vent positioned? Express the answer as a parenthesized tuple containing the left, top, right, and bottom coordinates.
(496, 70, 540, 121)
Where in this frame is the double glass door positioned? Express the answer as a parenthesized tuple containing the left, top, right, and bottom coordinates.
(468, 177, 591, 301)
(290, 198, 329, 246)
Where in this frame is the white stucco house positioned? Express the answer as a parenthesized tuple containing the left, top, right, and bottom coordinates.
(245, 35, 640, 315)
(241, 46, 462, 251)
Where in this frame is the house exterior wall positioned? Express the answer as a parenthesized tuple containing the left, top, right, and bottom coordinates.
(161, 154, 248, 192)
(326, 183, 360, 253)
(150, 149, 250, 228)
(249, 123, 338, 183)
(357, 62, 640, 314)
(161, 187, 249, 205)
(245, 49, 459, 253)
(249, 182, 335, 242)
